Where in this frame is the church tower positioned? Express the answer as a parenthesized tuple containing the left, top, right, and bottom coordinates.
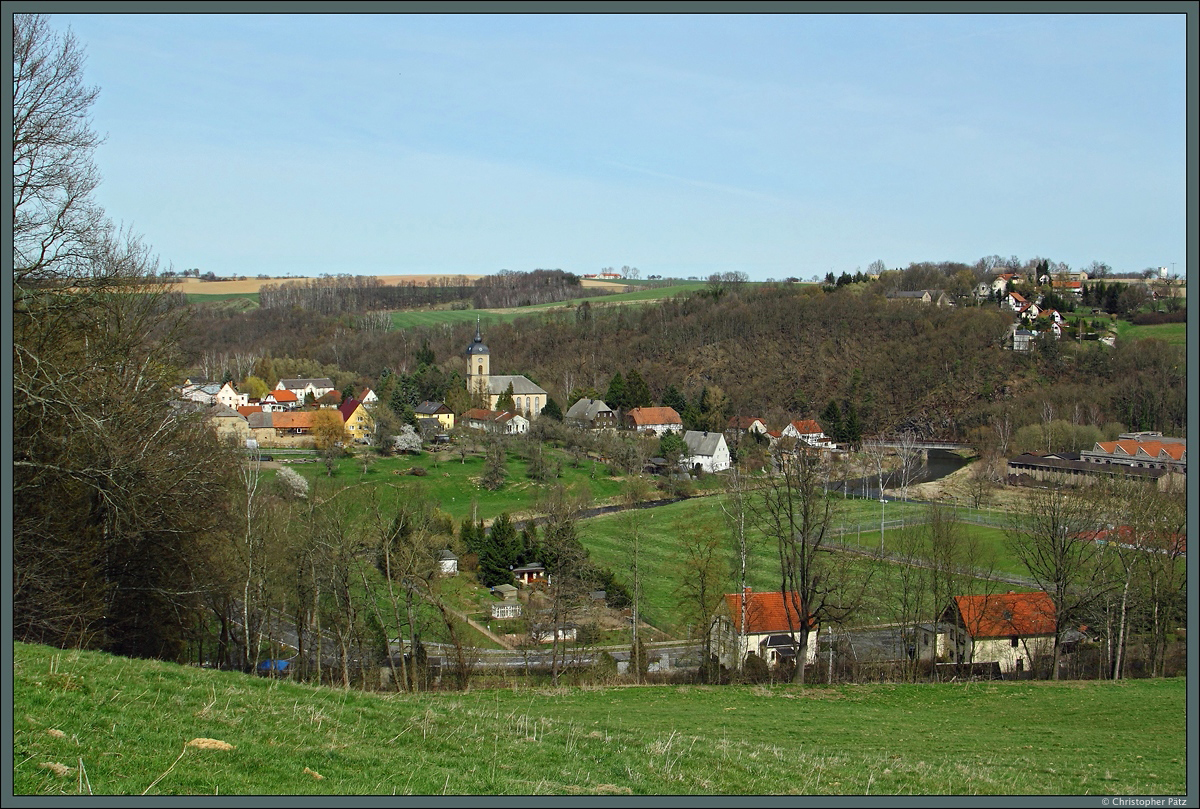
(465, 320, 490, 397)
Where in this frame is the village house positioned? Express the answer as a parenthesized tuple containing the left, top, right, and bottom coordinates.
(511, 563, 547, 587)
(886, 289, 952, 307)
(939, 591, 1057, 676)
(260, 388, 299, 412)
(726, 416, 768, 438)
(437, 550, 458, 576)
(181, 382, 221, 406)
(215, 381, 249, 409)
(338, 396, 375, 444)
(207, 404, 251, 445)
(624, 406, 684, 436)
(782, 419, 836, 449)
(712, 589, 821, 670)
(415, 400, 455, 430)
(465, 325, 547, 418)
(462, 408, 529, 435)
(276, 377, 335, 404)
(357, 387, 379, 406)
(564, 397, 617, 429)
(682, 430, 731, 473)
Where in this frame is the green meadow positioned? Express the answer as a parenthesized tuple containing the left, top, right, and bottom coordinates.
(1115, 320, 1187, 346)
(12, 642, 1185, 796)
(389, 283, 705, 330)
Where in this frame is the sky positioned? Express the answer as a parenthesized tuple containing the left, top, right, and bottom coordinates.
(46, 12, 1188, 281)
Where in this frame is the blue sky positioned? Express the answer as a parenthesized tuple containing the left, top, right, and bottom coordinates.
(53, 12, 1186, 280)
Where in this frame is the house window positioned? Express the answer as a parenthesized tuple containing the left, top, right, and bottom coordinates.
(1010, 636, 1019, 648)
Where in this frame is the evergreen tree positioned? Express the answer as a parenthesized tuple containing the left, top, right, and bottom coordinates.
(842, 400, 862, 447)
(661, 384, 688, 414)
(488, 512, 521, 567)
(541, 397, 563, 421)
(625, 369, 652, 410)
(496, 382, 516, 412)
(605, 372, 628, 412)
(820, 400, 844, 443)
(415, 340, 435, 368)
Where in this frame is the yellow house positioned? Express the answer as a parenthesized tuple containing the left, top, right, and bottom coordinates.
(415, 400, 455, 430)
(338, 397, 375, 444)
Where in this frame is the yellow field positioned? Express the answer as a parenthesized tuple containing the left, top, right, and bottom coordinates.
(171, 275, 628, 294)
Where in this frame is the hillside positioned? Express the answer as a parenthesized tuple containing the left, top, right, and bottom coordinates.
(12, 642, 1185, 796)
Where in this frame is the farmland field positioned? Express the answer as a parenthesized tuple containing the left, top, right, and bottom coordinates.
(12, 642, 1185, 796)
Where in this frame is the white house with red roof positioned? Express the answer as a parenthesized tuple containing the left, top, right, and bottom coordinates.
(462, 408, 529, 435)
(940, 591, 1056, 674)
(711, 589, 821, 669)
(261, 388, 299, 412)
(624, 406, 684, 436)
(782, 419, 836, 449)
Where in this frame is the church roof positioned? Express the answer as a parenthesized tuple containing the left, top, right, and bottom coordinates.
(485, 375, 546, 396)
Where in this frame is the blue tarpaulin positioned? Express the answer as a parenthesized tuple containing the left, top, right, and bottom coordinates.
(257, 659, 290, 672)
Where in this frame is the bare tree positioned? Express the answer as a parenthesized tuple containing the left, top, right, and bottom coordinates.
(13, 14, 106, 285)
(893, 431, 925, 501)
(1006, 485, 1112, 679)
(720, 465, 757, 672)
(671, 515, 727, 681)
(619, 478, 653, 683)
(537, 486, 593, 685)
(755, 445, 867, 684)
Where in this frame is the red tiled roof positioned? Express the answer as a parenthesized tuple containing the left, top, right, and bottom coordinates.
(1009, 291, 1027, 303)
(626, 406, 683, 426)
(267, 389, 299, 403)
(953, 591, 1056, 639)
(237, 405, 263, 417)
(723, 590, 816, 634)
(790, 419, 824, 435)
(727, 416, 765, 430)
(1052, 280, 1082, 289)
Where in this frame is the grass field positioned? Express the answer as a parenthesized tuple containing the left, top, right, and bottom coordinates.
(578, 496, 1021, 634)
(279, 445, 722, 527)
(1115, 320, 1187, 346)
(390, 283, 706, 330)
(12, 642, 1185, 795)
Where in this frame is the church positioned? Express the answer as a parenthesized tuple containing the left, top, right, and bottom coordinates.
(466, 323, 548, 419)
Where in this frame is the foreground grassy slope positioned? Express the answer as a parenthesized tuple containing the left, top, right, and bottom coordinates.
(13, 643, 1185, 796)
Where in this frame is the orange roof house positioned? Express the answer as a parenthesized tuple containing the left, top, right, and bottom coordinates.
(624, 406, 683, 435)
(950, 591, 1056, 639)
(941, 591, 1058, 674)
(712, 589, 821, 669)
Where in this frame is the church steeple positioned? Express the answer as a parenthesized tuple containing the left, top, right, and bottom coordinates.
(465, 318, 490, 393)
